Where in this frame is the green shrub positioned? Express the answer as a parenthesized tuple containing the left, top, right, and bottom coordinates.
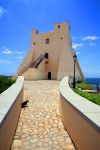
(73, 88, 100, 105)
(0, 75, 16, 94)
(76, 82, 93, 90)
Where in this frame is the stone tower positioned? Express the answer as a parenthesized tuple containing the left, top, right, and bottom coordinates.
(16, 22, 84, 81)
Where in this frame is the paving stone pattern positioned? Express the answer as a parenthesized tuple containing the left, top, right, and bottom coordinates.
(11, 80, 75, 150)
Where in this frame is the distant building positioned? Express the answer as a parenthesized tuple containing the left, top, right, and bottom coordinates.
(16, 22, 84, 81)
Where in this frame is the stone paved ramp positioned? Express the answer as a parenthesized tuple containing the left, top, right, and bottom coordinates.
(11, 80, 75, 150)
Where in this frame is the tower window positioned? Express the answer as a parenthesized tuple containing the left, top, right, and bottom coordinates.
(36, 31, 38, 34)
(33, 42, 35, 45)
(58, 25, 60, 28)
(46, 38, 49, 44)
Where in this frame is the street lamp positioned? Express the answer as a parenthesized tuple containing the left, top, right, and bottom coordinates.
(73, 54, 77, 88)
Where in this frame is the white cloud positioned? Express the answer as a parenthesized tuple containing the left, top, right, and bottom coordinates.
(1, 47, 24, 56)
(15, 51, 24, 55)
(2, 49, 12, 55)
(89, 42, 96, 47)
(0, 6, 7, 18)
(76, 51, 81, 55)
(72, 36, 76, 40)
(0, 60, 10, 65)
(72, 43, 83, 49)
(16, 56, 24, 59)
(83, 36, 99, 41)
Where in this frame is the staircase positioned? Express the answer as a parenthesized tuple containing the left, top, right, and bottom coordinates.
(31, 54, 45, 68)
(18, 53, 48, 75)
(31, 53, 48, 68)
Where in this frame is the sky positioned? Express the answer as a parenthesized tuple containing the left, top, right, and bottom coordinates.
(0, 0, 100, 78)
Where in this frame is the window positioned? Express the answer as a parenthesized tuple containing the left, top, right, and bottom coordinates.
(45, 53, 48, 59)
(58, 25, 60, 28)
(33, 42, 35, 45)
(36, 30, 38, 34)
(61, 37, 63, 39)
(46, 38, 49, 44)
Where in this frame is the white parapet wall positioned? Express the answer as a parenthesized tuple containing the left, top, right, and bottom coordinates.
(0, 76, 24, 150)
(60, 77, 100, 150)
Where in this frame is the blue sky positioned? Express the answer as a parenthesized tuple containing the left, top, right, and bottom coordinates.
(0, 0, 100, 77)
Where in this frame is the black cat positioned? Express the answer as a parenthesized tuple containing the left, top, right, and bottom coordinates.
(21, 100, 29, 108)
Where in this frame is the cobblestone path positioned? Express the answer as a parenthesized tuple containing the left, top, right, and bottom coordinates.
(11, 80, 75, 150)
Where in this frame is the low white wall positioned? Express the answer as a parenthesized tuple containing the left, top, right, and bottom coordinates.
(0, 76, 24, 150)
(60, 77, 100, 150)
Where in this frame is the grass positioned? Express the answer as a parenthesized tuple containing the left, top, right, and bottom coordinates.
(73, 88, 100, 106)
(76, 81, 93, 90)
(0, 75, 16, 94)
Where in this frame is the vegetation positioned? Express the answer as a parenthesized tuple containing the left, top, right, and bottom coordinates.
(0, 75, 16, 94)
(76, 82, 93, 90)
(73, 88, 100, 106)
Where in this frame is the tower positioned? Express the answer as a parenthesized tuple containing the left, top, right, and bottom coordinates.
(16, 22, 84, 81)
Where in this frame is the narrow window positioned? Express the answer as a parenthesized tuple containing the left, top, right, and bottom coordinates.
(33, 42, 35, 45)
(36, 31, 38, 34)
(46, 38, 49, 44)
(58, 25, 60, 28)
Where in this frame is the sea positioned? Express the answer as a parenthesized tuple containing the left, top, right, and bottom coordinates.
(85, 78, 100, 88)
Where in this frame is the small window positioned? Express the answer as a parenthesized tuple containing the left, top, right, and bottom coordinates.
(61, 37, 63, 39)
(33, 42, 35, 45)
(36, 31, 38, 34)
(45, 53, 48, 59)
(58, 25, 60, 28)
(46, 38, 49, 44)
